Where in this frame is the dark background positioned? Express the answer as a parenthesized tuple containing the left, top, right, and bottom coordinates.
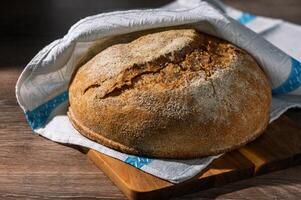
(1, 0, 301, 67)
(1, 0, 173, 66)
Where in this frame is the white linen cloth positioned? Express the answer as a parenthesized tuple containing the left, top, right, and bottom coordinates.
(16, 0, 301, 183)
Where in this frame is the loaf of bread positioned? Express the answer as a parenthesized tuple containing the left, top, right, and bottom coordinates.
(68, 28, 271, 159)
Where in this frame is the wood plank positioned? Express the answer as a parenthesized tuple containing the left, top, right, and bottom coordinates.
(87, 150, 254, 200)
(239, 116, 301, 175)
(179, 165, 301, 200)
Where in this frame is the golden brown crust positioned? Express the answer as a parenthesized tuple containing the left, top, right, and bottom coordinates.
(68, 28, 271, 159)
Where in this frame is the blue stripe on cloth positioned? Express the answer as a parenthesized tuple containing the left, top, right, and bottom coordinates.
(272, 57, 301, 95)
(125, 156, 152, 169)
(25, 91, 69, 129)
(238, 12, 256, 24)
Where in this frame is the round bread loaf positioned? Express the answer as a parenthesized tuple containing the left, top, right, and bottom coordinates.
(68, 28, 271, 159)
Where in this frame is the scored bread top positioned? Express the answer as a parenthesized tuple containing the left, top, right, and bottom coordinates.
(72, 29, 237, 100)
(68, 28, 271, 158)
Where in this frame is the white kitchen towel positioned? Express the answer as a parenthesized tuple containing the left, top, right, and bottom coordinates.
(15, 0, 301, 183)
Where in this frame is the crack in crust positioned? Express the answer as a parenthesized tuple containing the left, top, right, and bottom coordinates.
(82, 31, 238, 99)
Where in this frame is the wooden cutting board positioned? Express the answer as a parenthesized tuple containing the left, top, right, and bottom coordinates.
(87, 115, 301, 200)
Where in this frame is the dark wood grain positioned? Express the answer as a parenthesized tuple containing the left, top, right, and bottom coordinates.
(1, 0, 301, 199)
(0, 67, 126, 199)
(177, 165, 301, 200)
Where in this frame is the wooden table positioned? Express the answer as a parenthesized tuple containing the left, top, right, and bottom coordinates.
(1, 0, 301, 199)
